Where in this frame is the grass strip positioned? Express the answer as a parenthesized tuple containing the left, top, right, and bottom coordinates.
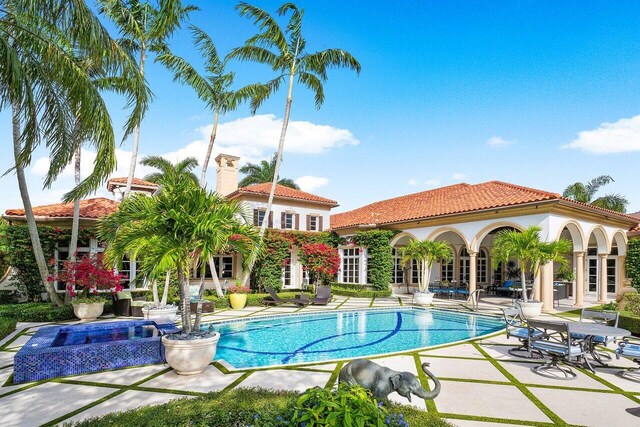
(220, 371, 252, 394)
(42, 388, 126, 426)
(325, 361, 344, 388)
(334, 297, 350, 309)
(0, 327, 29, 351)
(369, 298, 375, 307)
(413, 352, 438, 412)
(397, 297, 404, 306)
(575, 365, 640, 405)
(472, 343, 567, 425)
(439, 412, 560, 427)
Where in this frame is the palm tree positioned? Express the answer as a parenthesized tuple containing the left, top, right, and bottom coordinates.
(98, 0, 198, 198)
(98, 176, 260, 334)
(563, 175, 628, 213)
(401, 240, 453, 294)
(238, 153, 300, 189)
(491, 226, 572, 302)
(2, 1, 148, 306)
(156, 26, 265, 187)
(229, 2, 360, 282)
(141, 155, 199, 185)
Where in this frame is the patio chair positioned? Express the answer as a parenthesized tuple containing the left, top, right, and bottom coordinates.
(311, 285, 332, 305)
(112, 291, 148, 317)
(262, 286, 293, 306)
(528, 319, 590, 379)
(571, 308, 619, 365)
(290, 293, 311, 307)
(495, 280, 514, 296)
(615, 338, 640, 382)
(502, 308, 543, 359)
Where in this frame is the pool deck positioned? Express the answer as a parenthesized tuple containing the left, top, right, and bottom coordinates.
(1, 295, 639, 426)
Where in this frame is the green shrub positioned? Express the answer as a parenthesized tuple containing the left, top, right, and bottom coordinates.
(199, 291, 312, 309)
(0, 301, 113, 322)
(627, 238, 640, 292)
(619, 311, 640, 336)
(332, 284, 392, 298)
(353, 230, 396, 290)
(0, 317, 16, 341)
(621, 292, 640, 316)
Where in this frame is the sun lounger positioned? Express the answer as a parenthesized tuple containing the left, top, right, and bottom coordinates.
(310, 285, 332, 305)
(262, 286, 293, 306)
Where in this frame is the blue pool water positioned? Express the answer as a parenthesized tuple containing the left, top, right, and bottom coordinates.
(52, 323, 159, 346)
(205, 308, 503, 369)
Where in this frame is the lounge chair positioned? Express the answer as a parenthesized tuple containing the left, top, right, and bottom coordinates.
(112, 291, 148, 317)
(495, 280, 515, 296)
(290, 293, 311, 307)
(262, 286, 292, 306)
(502, 308, 543, 359)
(528, 319, 590, 379)
(310, 285, 332, 305)
(616, 337, 640, 382)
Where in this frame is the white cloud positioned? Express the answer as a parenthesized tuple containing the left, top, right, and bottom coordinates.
(407, 178, 417, 186)
(452, 172, 466, 180)
(295, 176, 329, 193)
(424, 178, 441, 187)
(487, 136, 514, 148)
(563, 114, 640, 154)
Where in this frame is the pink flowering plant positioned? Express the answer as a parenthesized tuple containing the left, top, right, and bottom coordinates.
(48, 253, 123, 303)
(227, 285, 251, 294)
(299, 243, 340, 286)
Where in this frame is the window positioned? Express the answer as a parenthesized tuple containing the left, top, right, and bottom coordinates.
(494, 262, 503, 284)
(477, 249, 488, 283)
(308, 215, 318, 231)
(392, 248, 403, 284)
(342, 248, 360, 283)
(440, 258, 454, 282)
(253, 209, 266, 226)
(283, 257, 291, 287)
(283, 213, 294, 229)
(194, 255, 234, 279)
(411, 259, 420, 284)
(459, 248, 470, 284)
(606, 258, 616, 293)
(119, 255, 135, 288)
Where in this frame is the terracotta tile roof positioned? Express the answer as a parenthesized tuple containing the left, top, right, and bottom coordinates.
(331, 181, 639, 230)
(4, 198, 119, 219)
(228, 183, 339, 207)
(107, 177, 158, 192)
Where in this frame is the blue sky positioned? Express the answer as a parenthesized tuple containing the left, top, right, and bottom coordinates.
(1, 0, 639, 214)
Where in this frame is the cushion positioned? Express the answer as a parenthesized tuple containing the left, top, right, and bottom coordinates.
(130, 301, 147, 307)
(117, 291, 133, 300)
(619, 343, 640, 358)
(531, 340, 583, 356)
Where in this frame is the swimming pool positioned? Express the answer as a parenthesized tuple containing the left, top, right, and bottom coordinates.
(205, 308, 504, 369)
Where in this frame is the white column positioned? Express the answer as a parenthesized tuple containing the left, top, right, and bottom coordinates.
(541, 262, 554, 312)
(598, 253, 608, 303)
(617, 255, 627, 296)
(469, 250, 477, 294)
(574, 252, 585, 307)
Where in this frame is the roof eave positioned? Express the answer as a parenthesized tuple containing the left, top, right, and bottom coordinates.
(230, 190, 339, 207)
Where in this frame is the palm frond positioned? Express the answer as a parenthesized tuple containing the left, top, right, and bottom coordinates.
(236, 2, 288, 54)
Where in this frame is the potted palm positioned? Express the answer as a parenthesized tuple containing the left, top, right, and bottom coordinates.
(401, 239, 453, 305)
(492, 226, 572, 318)
(98, 176, 260, 375)
(49, 254, 123, 321)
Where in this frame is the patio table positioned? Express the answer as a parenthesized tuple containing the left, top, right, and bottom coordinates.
(566, 322, 630, 369)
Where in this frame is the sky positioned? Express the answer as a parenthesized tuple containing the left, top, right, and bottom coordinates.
(1, 0, 639, 215)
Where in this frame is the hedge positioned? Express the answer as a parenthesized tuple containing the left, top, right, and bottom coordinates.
(0, 317, 16, 341)
(0, 301, 113, 323)
(627, 238, 640, 291)
(69, 387, 450, 427)
(332, 284, 392, 298)
(619, 311, 640, 336)
(352, 230, 396, 290)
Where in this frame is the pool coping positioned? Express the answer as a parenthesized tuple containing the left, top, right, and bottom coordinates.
(206, 306, 507, 372)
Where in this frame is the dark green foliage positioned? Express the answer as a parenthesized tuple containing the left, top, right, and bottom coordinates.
(3, 224, 94, 299)
(68, 386, 450, 427)
(201, 291, 311, 308)
(626, 238, 640, 292)
(253, 230, 335, 291)
(353, 230, 397, 290)
(621, 292, 640, 316)
(332, 284, 392, 298)
(619, 311, 640, 336)
(0, 302, 76, 322)
(0, 317, 16, 341)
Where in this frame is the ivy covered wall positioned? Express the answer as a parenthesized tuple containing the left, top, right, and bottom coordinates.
(627, 238, 640, 291)
(352, 230, 397, 290)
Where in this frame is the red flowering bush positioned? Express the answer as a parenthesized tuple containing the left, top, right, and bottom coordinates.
(299, 243, 340, 285)
(227, 285, 251, 294)
(48, 253, 123, 301)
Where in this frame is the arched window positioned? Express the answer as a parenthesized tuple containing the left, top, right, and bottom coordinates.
(440, 248, 454, 282)
(477, 249, 488, 283)
(459, 248, 470, 283)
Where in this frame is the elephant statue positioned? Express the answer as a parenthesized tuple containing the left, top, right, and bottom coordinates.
(338, 359, 441, 402)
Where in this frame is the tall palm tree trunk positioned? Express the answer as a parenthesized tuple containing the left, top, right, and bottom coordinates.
(242, 71, 295, 285)
(124, 47, 146, 199)
(11, 104, 63, 306)
(66, 146, 81, 304)
(161, 270, 170, 305)
(209, 255, 224, 298)
(177, 265, 191, 334)
(199, 110, 219, 187)
(520, 262, 528, 302)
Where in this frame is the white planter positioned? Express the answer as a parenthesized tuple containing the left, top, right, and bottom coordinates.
(516, 300, 543, 319)
(413, 292, 434, 305)
(73, 302, 104, 321)
(143, 306, 178, 322)
(162, 333, 220, 375)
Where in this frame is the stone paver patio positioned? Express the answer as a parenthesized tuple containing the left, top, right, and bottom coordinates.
(1, 295, 639, 426)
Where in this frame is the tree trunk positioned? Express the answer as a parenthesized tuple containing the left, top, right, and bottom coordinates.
(209, 255, 224, 298)
(520, 261, 528, 302)
(242, 71, 295, 285)
(193, 264, 206, 332)
(67, 145, 81, 304)
(178, 265, 191, 335)
(11, 103, 63, 306)
(123, 47, 146, 199)
(161, 270, 170, 306)
(152, 279, 160, 305)
(199, 110, 219, 188)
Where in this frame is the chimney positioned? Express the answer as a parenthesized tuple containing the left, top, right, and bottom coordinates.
(215, 153, 240, 196)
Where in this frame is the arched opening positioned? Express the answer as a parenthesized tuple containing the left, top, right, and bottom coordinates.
(585, 227, 611, 298)
(475, 225, 523, 288)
